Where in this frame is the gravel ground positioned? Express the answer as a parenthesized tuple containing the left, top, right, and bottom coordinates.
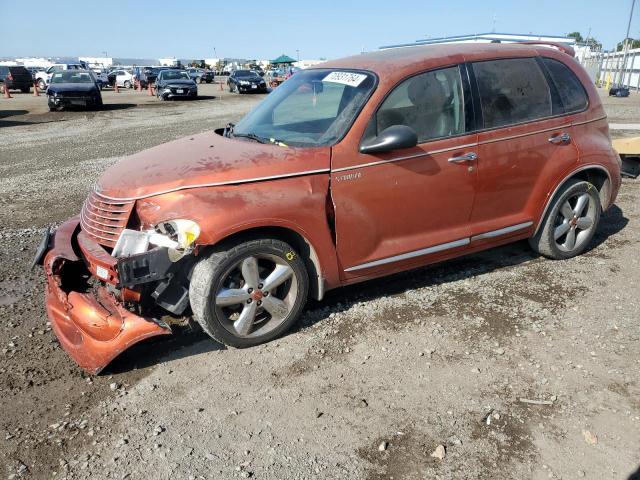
(0, 86, 639, 480)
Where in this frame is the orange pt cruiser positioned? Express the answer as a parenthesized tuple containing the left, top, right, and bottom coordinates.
(37, 43, 621, 373)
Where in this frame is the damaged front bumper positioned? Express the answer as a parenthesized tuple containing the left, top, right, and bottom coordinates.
(42, 217, 172, 374)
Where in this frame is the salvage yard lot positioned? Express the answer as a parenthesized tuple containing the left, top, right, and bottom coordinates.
(0, 86, 639, 479)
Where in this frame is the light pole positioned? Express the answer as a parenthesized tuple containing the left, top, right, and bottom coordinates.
(296, 49, 300, 62)
(618, 0, 636, 86)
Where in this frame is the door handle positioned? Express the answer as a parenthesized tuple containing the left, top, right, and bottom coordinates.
(548, 132, 571, 144)
(448, 152, 477, 163)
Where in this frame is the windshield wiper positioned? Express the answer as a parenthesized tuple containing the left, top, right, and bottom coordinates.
(233, 132, 268, 144)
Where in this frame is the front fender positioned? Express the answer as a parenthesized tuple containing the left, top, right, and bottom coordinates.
(135, 174, 341, 292)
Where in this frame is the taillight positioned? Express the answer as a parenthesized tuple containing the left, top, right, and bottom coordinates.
(6, 73, 12, 81)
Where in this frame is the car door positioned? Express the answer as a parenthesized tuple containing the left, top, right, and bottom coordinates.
(332, 65, 479, 279)
(469, 57, 580, 239)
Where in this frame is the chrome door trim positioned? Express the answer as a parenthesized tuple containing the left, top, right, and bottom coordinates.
(470, 221, 533, 242)
(332, 117, 608, 174)
(331, 142, 478, 173)
(344, 238, 470, 272)
(532, 164, 612, 236)
(477, 123, 571, 145)
(344, 220, 538, 272)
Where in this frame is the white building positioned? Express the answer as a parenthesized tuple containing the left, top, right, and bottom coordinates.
(159, 57, 179, 67)
(14, 57, 53, 68)
(294, 59, 325, 69)
(79, 57, 113, 69)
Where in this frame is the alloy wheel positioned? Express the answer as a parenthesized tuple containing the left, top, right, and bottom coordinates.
(214, 254, 298, 338)
(553, 192, 596, 252)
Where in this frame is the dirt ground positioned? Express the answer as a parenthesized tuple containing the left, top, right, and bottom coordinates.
(0, 85, 639, 480)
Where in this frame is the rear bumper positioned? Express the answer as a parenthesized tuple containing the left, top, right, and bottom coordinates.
(48, 95, 101, 108)
(43, 217, 171, 374)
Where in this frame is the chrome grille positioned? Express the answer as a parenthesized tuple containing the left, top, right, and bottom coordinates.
(80, 190, 134, 248)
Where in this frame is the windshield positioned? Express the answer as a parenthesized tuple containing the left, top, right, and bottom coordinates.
(161, 71, 190, 81)
(51, 71, 94, 84)
(233, 69, 376, 147)
(235, 70, 257, 78)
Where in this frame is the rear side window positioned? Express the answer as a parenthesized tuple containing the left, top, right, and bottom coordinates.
(375, 66, 466, 142)
(472, 58, 552, 129)
(541, 57, 588, 113)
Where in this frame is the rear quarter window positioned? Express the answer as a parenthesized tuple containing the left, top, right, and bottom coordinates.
(541, 57, 589, 113)
(472, 57, 552, 129)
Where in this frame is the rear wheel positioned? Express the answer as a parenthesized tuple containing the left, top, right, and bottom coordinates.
(21, 87, 30, 93)
(529, 179, 601, 259)
(123, 80, 131, 89)
(190, 239, 309, 348)
(38, 79, 46, 91)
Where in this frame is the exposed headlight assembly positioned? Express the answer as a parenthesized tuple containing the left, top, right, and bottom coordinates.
(153, 219, 200, 250)
(112, 219, 200, 260)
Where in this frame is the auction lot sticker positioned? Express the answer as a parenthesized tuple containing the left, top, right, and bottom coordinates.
(322, 71, 367, 87)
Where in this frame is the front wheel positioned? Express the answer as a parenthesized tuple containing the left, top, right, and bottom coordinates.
(529, 179, 601, 260)
(190, 239, 309, 348)
(123, 80, 131, 89)
(38, 79, 46, 91)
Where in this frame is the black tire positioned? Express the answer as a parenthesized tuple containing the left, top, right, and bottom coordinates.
(529, 179, 601, 260)
(228, 83, 233, 92)
(123, 80, 131, 89)
(21, 87, 30, 93)
(38, 79, 46, 91)
(197, 77, 202, 84)
(190, 238, 309, 348)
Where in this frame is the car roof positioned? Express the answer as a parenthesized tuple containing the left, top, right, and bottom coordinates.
(317, 43, 572, 79)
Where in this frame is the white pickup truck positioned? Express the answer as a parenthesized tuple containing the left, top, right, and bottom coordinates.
(36, 63, 84, 90)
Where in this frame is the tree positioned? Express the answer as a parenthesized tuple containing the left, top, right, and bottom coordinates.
(617, 38, 640, 51)
(567, 31, 602, 50)
(567, 31, 583, 43)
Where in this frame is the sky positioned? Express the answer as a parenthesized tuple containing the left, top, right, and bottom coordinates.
(1, 0, 637, 60)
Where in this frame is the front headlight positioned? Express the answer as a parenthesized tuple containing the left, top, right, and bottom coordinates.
(153, 219, 200, 250)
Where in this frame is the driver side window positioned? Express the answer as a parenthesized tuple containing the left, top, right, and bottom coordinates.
(376, 66, 465, 143)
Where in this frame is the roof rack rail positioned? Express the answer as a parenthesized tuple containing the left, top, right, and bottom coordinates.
(517, 41, 575, 57)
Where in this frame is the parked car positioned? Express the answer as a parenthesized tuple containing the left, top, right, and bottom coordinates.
(108, 69, 135, 88)
(133, 67, 161, 88)
(46, 69, 102, 111)
(26, 66, 40, 82)
(187, 68, 214, 84)
(91, 69, 109, 89)
(0, 66, 33, 93)
(36, 42, 622, 374)
(227, 69, 267, 93)
(35, 63, 83, 91)
(155, 69, 197, 100)
(609, 85, 630, 97)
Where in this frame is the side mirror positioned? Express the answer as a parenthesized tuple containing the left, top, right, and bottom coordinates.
(359, 125, 418, 154)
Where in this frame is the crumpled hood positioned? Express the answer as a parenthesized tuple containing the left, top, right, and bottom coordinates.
(97, 131, 331, 200)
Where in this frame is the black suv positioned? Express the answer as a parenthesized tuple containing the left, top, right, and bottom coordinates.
(0, 66, 33, 93)
(227, 70, 267, 93)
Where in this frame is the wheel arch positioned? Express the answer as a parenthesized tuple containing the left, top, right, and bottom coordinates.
(533, 164, 612, 236)
(196, 225, 326, 301)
